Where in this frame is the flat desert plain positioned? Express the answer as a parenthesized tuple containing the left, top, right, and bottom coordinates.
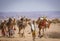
(0, 23, 60, 41)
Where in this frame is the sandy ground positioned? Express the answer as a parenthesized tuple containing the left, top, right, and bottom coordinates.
(0, 23, 60, 41)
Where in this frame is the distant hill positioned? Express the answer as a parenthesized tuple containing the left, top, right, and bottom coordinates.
(0, 11, 60, 19)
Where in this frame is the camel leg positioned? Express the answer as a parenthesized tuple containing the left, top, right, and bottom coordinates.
(42, 28, 44, 36)
(18, 27, 22, 37)
(21, 29, 24, 37)
(42, 26, 45, 37)
(32, 31, 36, 41)
(38, 28, 41, 38)
(18, 27, 21, 34)
(45, 27, 46, 31)
(19, 28, 20, 34)
(8, 30, 11, 37)
(21, 28, 25, 37)
(33, 36, 35, 41)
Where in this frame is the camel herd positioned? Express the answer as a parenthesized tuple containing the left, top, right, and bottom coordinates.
(0, 16, 59, 41)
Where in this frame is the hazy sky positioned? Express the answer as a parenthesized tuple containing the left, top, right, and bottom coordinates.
(0, 0, 60, 12)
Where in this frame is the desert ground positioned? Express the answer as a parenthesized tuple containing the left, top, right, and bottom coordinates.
(0, 23, 60, 41)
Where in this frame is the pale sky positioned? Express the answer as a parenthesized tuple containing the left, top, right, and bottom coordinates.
(0, 0, 60, 12)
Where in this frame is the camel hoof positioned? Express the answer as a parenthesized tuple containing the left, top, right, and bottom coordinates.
(18, 32, 20, 34)
(38, 35, 43, 38)
(41, 35, 43, 37)
(28, 32, 31, 34)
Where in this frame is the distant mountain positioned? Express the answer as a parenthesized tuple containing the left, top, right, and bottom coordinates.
(0, 16, 5, 19)
(0, 11, 60, 19)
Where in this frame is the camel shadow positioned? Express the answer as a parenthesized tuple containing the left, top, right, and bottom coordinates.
(45, 32, 60, 39)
